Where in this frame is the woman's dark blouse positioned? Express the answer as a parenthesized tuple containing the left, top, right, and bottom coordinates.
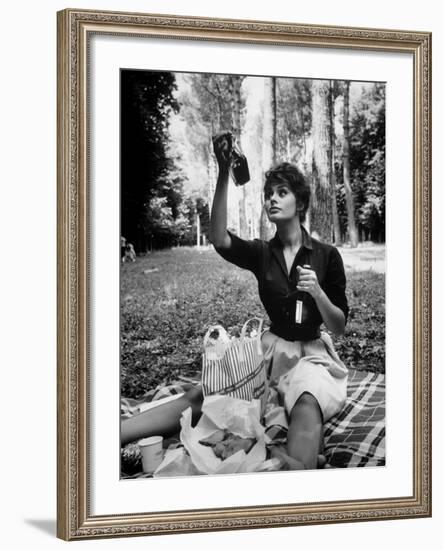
(215, 227, 349, 342)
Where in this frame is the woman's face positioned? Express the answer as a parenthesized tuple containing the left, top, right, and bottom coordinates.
(264, 182, 298, 222)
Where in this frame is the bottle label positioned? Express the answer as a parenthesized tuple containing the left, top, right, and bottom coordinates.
(295, 300, 303, 324)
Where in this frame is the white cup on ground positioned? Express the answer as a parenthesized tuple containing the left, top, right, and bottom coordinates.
(138, 436, 164, 474)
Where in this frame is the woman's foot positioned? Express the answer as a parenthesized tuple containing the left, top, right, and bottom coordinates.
(271, 447, 331, 470)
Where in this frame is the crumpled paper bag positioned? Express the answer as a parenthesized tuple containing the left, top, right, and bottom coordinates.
(153, 447, 200, 477)
(153, 395, 279, 477)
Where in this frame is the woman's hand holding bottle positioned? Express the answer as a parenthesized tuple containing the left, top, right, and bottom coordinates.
(212, 132, 233, 171)
(212, 132, 250, 185)
(296, 265, 322, 300)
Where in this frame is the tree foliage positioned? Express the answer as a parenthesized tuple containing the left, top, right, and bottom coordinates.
(121, 70, 183, 252)
(276, 78, 312, 167)
(121, 70, 386, 249)
(349, 83, 386, 242)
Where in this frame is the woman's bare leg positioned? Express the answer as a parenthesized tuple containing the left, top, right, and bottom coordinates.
(121, 385, 203, 447)
(286, 392, 324, 469)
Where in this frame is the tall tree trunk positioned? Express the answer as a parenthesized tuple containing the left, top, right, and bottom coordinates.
(311, 80, 332, 242)
(304, 208, 311, 233)
(196, 212, 201, 247)
(329, 81, 341, 245)
(343, 81, 359, 247)
(242, 76, 264, 238)
(231, 76, 248, 239)
(286, 134, 291, 161)
(272, 77, 277, 158)
(225, 77, 240, 235)
(260, 77, 276, 240)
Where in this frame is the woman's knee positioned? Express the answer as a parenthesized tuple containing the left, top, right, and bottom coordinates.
(290, 392, 321, 420)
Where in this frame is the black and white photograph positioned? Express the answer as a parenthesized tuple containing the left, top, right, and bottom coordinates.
(119, 69, 386, 479)
(1, 0, 438, 542)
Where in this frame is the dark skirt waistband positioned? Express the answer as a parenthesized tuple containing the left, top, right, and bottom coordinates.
(270, 324, 321, 342)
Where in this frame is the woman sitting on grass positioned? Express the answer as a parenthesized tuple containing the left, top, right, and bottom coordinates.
(121, 133, 349, 470)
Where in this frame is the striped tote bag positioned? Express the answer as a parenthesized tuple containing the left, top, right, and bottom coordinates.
(201, 318, 268, 414)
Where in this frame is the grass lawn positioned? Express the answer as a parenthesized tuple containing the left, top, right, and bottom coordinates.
(121, 245, 385, 399)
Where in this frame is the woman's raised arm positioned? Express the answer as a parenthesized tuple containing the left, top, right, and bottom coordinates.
(209, 134, 232, 249)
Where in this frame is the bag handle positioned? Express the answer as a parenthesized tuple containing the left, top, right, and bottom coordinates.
(203, 325, 229, 348)
(240, 317, 264, 339)
(239, 317, 264, 360)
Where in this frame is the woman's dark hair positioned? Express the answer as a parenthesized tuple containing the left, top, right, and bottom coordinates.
(264, 162, 311, 223)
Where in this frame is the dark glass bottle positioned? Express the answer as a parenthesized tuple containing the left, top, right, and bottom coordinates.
(230, 142, 250, 186)
(213, 131, 250, 186)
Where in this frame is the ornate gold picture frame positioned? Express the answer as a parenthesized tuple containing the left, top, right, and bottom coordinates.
(57, 8, 431, 540)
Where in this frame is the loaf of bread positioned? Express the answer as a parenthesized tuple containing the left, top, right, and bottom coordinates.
(199, 429, 256, 460)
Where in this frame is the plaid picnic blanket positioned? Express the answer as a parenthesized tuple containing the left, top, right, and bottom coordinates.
(121, 369, 385, 477)
(324, 369, 385, 467)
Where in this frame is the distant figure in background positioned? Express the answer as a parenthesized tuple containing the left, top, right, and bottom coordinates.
(121, 236, 127, 260)
(123, 242, 136, 262)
